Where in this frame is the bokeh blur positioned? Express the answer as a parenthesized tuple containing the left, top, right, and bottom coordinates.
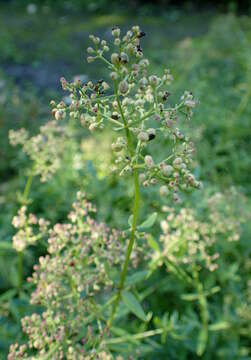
(0, 0, 251, 358)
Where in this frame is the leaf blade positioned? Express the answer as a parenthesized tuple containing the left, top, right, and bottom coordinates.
(122, 291, 147, 322)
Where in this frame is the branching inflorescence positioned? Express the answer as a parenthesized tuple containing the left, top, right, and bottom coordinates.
(8, 26, 203, 359)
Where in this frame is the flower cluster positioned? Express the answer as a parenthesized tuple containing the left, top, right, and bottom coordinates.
(9, 192, 145, 359)
(154, 190, 244, 273)
(50, 25, 200, 201)
(9, 120, 66, 182)
(12, 206, 49, 252)
(207, 189, 244, 242)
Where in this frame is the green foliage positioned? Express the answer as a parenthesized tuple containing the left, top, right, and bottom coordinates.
(0, 5, 250, 360)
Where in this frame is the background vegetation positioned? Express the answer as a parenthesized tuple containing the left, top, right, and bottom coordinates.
(0, 1, 250, 358)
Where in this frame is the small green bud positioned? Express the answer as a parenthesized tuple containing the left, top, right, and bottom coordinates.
(112, 27, 121, 37)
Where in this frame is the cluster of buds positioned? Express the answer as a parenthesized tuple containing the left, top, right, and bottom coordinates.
(12, 206, 49, 252)
(159, 207, 220, 272)
(50, 25, 200, 202)
(152, 189, 244, 274)
(9, 193, 146, 358)
(9, 121, 66, 182)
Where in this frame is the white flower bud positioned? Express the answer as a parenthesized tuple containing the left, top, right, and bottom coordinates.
(114, 38, 121, 46)
(119, 80, 129, 94)
(132, 25, 140, 33)
(173, 157, 182, 168)
(112, 27, 121, 37)
(87, 47, 95, 54)
(55, 109, 66, 121)
(139, 77, 148, 90)
(102, 82, 110, 91)
(111, 143, 123, 152)
(137, 131, 149, 142)
(89, 123, 97, 132)
(93, 37, 100, 44)
(160, 185, 169, 196)
(139, 173, 146, 183)
(184, 99, 196, 108)
(162, 165, 173, 176)
(144, 155, 154, 168)
(110, 72, 118, 80)
(149, 75, 159, 86)
(111, 53, 120, 64)
(173, 193, 181, 203)
(87, 56, 95, 63)
(120, 52, 129, 63)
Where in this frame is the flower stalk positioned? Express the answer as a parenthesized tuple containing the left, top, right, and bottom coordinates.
(108, 167, 140, 327)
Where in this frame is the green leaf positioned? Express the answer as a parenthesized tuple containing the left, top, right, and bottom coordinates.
(0, 241, 14, 251)
(197, 327, 208, 356)
(147, 235, 160, 252)
(128, 215, 133, 227)
(181, 293, 199, 301)
(125, 270, 148, 286)
(122, 291, 147, 322)
(138, 212, 157, 231)
(209, 321, 230, 331)
(0, 289, 17, 303)
(104, 261, 119, 283)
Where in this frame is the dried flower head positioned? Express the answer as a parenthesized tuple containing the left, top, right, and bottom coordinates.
(9, 193, 145, 358)
(9, 121, 66, 182)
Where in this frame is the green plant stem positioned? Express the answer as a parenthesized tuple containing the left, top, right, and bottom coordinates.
(18, 174, 33, 296)
(108, 168, 140, 327)
(193, 270, 209, 356)
(107, 89, 140, 327)
(104, 327, 163, 345)
(23, 174, 33, 200)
